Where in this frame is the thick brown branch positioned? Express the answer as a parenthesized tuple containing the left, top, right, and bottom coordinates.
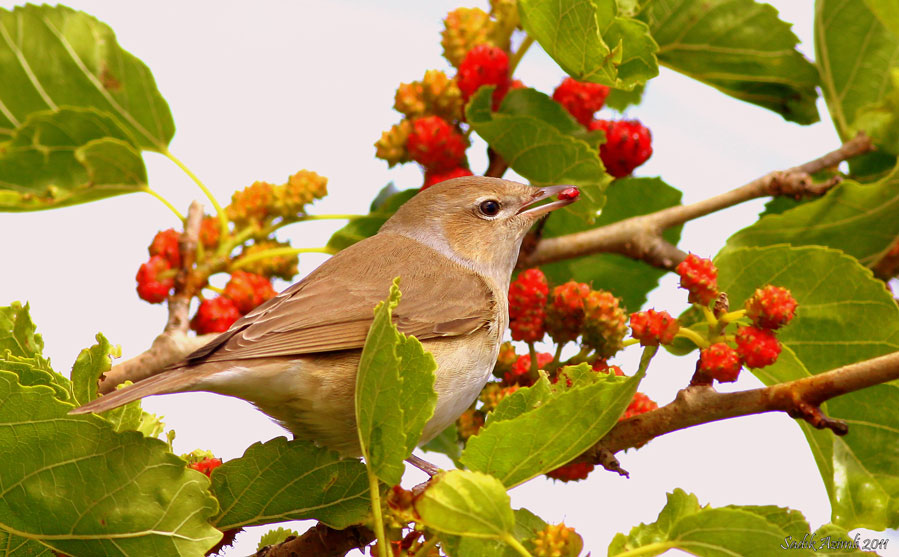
(253, 524, 374, 557)
(98, 331, 218, 394)
(586, 349, 899, 469)
(518, 132, 874, 270)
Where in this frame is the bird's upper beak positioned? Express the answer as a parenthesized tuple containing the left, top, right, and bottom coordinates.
(517, 185, 579, 218)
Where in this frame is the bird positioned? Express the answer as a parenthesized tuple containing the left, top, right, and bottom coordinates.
(71, 177, 579, 457)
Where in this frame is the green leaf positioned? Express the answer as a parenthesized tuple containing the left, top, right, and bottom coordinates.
(605, 83, 645, 112)
(0, 108, 148, 211)
(211, 436, 370, 531)
(421, 424, 463, 468)
(467, 87, 610, 219)
(852, 68, 899, 156)
(646, 0, 820, 124)
(0, 370, 221, 556)
(327, 189, 416, 252)
(816, 0, 899, 140)
(714, 246, 899, 530)
(355, 278, 438, 485)
(256, 527, 299, 551)
(863, 0, 899, 36)
(541, 177, 683, 311)
(71, 332, 117, 406)
(0, 531, 54, 556)
(518, 0, 659, 90)
(440, 508, 550, 557)
(415, 470, 515, 538)
(486, 374, 552, 424)
(0, 352, 71, 401)
(0, 302, 70, 400)
(70, 333, 160, 435)
(609, 489, 825, 556)
(0, 302, 45, 359)
(396, 333, 439, 455)
(0, 4, 174, 150)
(723, 162, 899, 265)
(460, 348, 655, 487)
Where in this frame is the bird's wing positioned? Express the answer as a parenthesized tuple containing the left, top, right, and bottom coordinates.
(185, 233, 498, 364)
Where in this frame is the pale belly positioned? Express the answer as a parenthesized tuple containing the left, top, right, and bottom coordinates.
(197, 331, 500, 457)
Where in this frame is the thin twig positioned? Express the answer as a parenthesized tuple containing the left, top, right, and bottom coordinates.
(517, 132, 874, 270)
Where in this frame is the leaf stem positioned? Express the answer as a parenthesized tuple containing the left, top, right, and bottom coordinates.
(163, 148, 228, 240)
(366, 470, 390, 557)
(142, 187, 185, 221)
(508, 34, 535, 76)
(528, 342, 539, 375)
(230, 246, 334, 270)
(501, 532, 533, 557)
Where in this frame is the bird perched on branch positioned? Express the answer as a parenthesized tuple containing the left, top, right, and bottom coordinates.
(71, 177, 579, 457)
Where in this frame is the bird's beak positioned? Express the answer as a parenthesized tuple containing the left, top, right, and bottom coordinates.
(517, 185, 579, 218)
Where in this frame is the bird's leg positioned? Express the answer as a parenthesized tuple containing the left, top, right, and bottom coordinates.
(406, 454, 441, 476)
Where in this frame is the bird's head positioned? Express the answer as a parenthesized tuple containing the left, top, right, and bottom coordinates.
(381, 176, 578, 283)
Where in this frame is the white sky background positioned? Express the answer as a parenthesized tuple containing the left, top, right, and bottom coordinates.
(1, 0, 897, 555)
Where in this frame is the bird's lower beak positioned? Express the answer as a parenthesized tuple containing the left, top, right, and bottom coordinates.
(517, 185, 580, 218)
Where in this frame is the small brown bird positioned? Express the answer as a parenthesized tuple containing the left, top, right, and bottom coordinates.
(71, 177, 578, 456)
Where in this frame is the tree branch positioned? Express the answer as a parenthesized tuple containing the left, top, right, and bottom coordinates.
(99, 201, 213, 394)
(253, 524, 374, 557)
(584, 349, 899, 472)
(517, 132, 874, 270)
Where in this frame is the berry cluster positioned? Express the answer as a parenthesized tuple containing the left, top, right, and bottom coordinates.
(672, 255, 798, 383)
(376, 4, 522, 189)
(192, 271, 277, 334)
(509, 268, 549, 342)
(182, 450, 223, 477)
(532, 523, 583, 557)
(550, 77, 653, 178)
(227, 170, 328, 228)
(508, 269, 630, 358)
(135, 171, 321, 338)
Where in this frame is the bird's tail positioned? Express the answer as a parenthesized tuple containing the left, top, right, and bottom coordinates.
(69, 368, 193, 415)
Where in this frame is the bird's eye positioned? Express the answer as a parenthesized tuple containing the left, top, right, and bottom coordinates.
(479, 199, 501, 216)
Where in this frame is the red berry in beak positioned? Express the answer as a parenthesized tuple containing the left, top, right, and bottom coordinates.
(558, 187, 579, 200)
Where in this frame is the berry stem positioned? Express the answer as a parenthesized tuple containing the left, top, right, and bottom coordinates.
(719, 309, 747, 324)
(500, 532, 533, 557)
(204, 285, 225, 296)
(699, 304, 718, 328)
(141, 187, 185, 221)
(162, 148, 229, 246)
(674, 327, 709, 349)
(508, 34, 534, 77)
(230, 246, 335, 271)
(622, 338, 641, 347)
